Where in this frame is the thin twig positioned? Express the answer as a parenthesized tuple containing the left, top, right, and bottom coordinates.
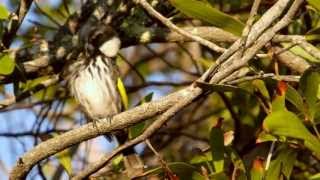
(34, 1, 62, 27)
(265, 141, 276, 171)
(134, 0, 225, 53)
(119, 53, 145, 83)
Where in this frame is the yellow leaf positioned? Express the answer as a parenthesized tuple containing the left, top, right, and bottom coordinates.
(117, 78, 129, 110)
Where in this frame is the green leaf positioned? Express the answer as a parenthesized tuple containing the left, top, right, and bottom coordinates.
(143, 162, 202, 180)
(271, 92, 286, 112)
(226, 147, 248, 179)
(299, 68, 320, 121)
(195, 81, 249, 93)
(0, 4, 9, 20)
(286, 85, 307, 115)
(117, 78, 129, 110)
(257, 132, 277, 143)
(309, 172, 320, 180)
(282, 43, 319, 63)
(0, 53, 15, 75)
(265, 145, 297, 180)
(252, 80, 270, 100)
(138, 92, 153, 105)
(50, 134, 73, 176)
(129, 121, 145, 139)
(169, 0, 244, 36)
(190, 152, 212, 164)
(129, 93, 153, 139)
(19, 75, 58, 100)
(205, 0, 216, 7)
(209, 172, 229, 180)
(308, 0, 320, 12)
(263, 110, 320, 157)
(199, 58, 215, 69)
(210, 127, 224, 173)
(56, 149, 73, 176)
(112, 154, 124, 171)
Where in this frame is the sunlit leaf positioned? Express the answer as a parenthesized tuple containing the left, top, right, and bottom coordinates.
(112, 154, 124, 171)
(263, 110, 320, 157)
(19, 75, 58, 100)
(257, 132, 277, 143)
(308, 0, 320, 12)
(199, 58, 214, 69)
(309, 172, 320, 180)
(42, 134, 73, 176)
(56, 149, 73, 176)
(190, 152, 212, 164)
(0, 4, 9, 20)
(223, 130, 234, 146)
(117, 78, 129, 110)
(282, 43, 319, 63)
(169, 0, 244, 36)
(0, 53, 15, 75)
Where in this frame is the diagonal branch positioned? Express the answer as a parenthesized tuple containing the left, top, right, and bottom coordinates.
(9, 86, 202, 179)
(72, 93, 197, 179)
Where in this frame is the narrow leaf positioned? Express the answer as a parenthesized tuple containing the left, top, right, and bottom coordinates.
(299, 67, 320, 121)
(252, 80, 270, 100)
(169, 0, 244, 36)
(210, 126, 224, 173)
(41, 134, 73, 176)
(282, 43, 319, 63)
(117, 78, 129, 110)
(129, 93, 153, 139)
(286, 85, 306, 115)
(56, 149, 73, 176)
(195, 81, 249, 94)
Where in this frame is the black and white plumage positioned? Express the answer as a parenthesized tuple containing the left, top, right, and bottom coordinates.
(66, 25, 122, 122)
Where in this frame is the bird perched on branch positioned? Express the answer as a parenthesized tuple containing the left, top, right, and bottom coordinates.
(64, 23, 144, 178)
(65, 24, 122, 126)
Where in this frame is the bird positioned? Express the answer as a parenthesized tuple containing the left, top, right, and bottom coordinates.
(64, 24, 144, 177)
(65, 24, 122, 127)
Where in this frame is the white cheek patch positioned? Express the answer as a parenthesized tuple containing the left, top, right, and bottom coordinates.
(99, 36, 121, 57)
